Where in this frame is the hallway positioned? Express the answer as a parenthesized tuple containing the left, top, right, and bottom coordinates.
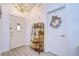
(0, 3, 79, 56)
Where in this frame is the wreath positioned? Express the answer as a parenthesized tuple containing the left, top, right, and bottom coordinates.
(50, 15, 62, 28)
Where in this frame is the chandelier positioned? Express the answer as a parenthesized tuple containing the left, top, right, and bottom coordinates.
(15, 3, 28, 13)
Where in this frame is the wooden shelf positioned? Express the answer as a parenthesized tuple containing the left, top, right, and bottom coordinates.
(30, 23, 44, 54)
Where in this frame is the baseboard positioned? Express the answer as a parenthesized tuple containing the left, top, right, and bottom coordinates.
(47, 51, 58, 56)
(0, 49, 10, 55)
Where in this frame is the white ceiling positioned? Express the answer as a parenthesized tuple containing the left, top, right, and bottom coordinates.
(25, 3, 36, 11)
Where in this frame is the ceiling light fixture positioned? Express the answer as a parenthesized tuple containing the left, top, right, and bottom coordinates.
(15, 3, 28, 13)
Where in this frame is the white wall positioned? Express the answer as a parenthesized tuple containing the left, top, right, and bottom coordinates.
(1, 4, 10, 53)
(28, 4, 46, 45)
(24, 13, 31, 45)
(66, 4, 79, 56)
(30, 4, 45, 23)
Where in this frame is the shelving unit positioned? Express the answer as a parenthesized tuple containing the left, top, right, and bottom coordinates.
(30, 22, 44, 54)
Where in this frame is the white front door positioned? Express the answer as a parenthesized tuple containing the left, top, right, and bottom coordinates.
(47, 6, 68, 56)
(9, 15, 26, 49)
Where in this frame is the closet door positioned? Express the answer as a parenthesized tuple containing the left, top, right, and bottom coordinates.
(47, 6, 68, 56)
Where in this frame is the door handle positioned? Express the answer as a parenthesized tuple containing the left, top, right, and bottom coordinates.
(61, 35, 65, 37)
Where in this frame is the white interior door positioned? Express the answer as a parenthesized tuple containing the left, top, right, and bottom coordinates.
(47, 6, 68, 56)
(9, 15, 26, 49)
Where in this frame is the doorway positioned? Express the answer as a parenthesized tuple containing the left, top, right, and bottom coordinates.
(9, 15, 26, 49)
